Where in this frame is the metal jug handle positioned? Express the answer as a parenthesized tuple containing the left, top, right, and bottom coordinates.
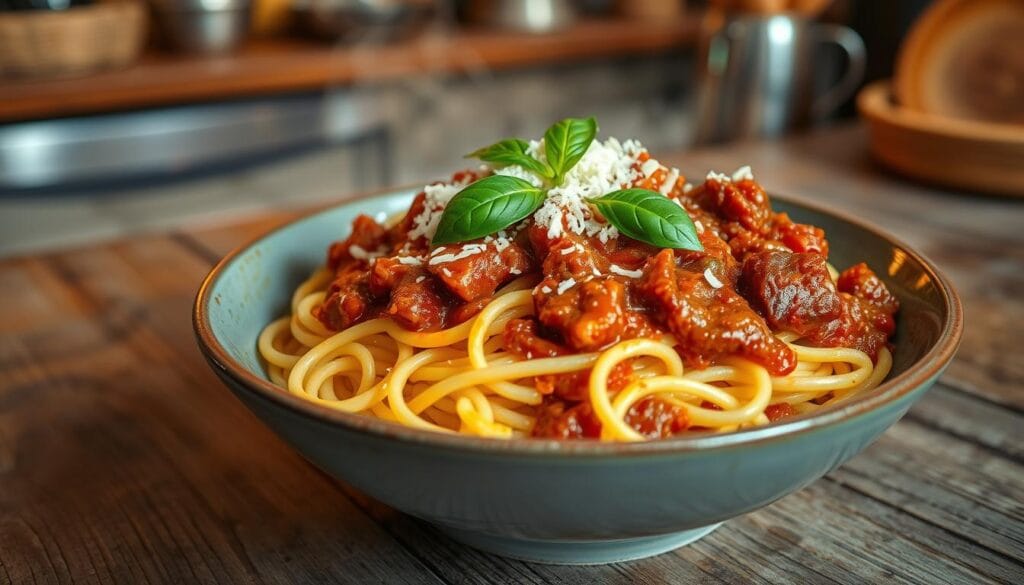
(810, 24, 867, 121)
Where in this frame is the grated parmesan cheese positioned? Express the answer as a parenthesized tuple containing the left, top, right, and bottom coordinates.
(415, 275, 426, 283)
(610, 264, 643, 278)
(556, 278, 577, 295)
(349, 245, 387, 261)
(641, 158, 661, 178)
(731, 165, 754, 182)
(660, 167, 680, 195)
(442, 268, 453, 278)
(407, 176, 473, 241)
(428, 243, 487, 266)
(409, 135, 663, 251)
(540, 285, 553, 294)
(706, 170, 731, 183)
(510, 267, 522, 275)
(396, 256, 424, 266)
(704, 267, 724, 289)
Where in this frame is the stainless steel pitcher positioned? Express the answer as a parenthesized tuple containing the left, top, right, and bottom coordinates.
(694, 13, 867, 144)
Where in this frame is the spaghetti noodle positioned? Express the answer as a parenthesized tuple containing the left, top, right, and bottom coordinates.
(257, 131, 898, 442)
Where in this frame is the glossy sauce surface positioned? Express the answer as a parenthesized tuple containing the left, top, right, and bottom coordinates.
(314, 159, 898, 439)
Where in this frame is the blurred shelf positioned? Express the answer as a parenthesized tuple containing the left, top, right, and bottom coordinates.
(0, 17, 697, 123)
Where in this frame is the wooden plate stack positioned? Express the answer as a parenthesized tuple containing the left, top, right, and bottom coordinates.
(858, 0, 1024, 197)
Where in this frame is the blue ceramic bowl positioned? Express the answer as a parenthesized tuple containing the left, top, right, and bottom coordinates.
(194, 190, 962, 564)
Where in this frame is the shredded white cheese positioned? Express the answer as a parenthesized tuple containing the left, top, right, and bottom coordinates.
(396, 256, 424, 266)
(442, 268, 453, 278)
(641, 159, 661, 178)
(415, 275, 426, 283)
(349, 245, 387, 261)
(410, 135, 671, 250)
(707, 166, 755, 185)
(408, 176, 473, 241)
(706, 170, 731, 183)
(428, 243, 487, 266)
(683, 182, 693, 194)
(540, 285, 553, 294)
(524, 137, 640, 242)
(556, 277, 577, 295)
(610, 264, 643, 278)
(731, 165, 754, 182)
(510, 267, 522, 275)
(660, 167, 680, 195)
(704, 267, 724, 289)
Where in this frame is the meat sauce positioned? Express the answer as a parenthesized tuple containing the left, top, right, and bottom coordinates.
(314, 160, 898, 440)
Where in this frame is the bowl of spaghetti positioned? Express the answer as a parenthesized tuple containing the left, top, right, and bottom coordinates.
(194, 119, 962, 564)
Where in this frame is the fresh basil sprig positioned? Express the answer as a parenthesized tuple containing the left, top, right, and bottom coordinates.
(434, 118, 701, 251)
(590, 189, 703, 251)
(431, 175, 545, 245)
(466, 138, 553, 180)
(544, 117, 597, 184)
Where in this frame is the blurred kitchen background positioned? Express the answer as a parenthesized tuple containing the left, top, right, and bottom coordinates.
(0, 0, 931, 256)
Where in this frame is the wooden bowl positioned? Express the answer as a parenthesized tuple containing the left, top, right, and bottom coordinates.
(894, 0, 1024, 125)
(858, 80, 1024, 197)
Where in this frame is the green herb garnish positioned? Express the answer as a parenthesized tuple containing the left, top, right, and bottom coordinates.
(590, 189, 702, 250)
(466, 138, 553, 180)
(433, 117, 702, 252)
(543, 116, 597, 184)
(431, 175, 544, 245)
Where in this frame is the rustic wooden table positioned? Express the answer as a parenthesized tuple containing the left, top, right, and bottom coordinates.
(1, 124, 1021, 584)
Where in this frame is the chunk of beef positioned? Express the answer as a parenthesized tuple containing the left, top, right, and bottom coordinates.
(428, 241, 533, 302)
(837, 263, 899, 314)
(625, 398, 690, 439)
(532, 401, 602, 439)
(315, 264, 375, 331)
(637, 249, 796, 375)
(803, 293, 894, 360)
(739, 250, 842, 336)
(536, 277, 655, 351)
(688, 177, 772, 233)
(386, 273, 448, 331)
(327, 215, 389, 271)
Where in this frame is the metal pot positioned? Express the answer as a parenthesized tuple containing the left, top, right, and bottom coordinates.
(149, 0, 252, 54)
(292, 0, 436, 42)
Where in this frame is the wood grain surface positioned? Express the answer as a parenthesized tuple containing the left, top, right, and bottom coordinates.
(1, 125, 1021, 584)
(0, 17, 696, 123)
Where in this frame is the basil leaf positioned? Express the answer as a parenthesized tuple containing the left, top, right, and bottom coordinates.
(432, 175, 545, 245)
(467, 139, 553, 179)
(590, 189, 703, 251)
(544, 117, 597, 183)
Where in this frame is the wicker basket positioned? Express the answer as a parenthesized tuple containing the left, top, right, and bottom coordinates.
(0, 2, 147, 79)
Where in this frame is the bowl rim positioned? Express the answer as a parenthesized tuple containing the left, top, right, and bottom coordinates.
(193, 188, 963, 457)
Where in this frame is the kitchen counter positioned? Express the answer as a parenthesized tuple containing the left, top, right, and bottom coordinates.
(1, 124, 1021, 583)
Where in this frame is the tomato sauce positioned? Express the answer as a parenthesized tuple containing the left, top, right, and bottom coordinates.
(314, 161, 898, 440)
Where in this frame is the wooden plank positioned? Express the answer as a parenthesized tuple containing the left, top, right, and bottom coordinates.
(906, 383, 1024, 462)
(0, 18, 696, 123)
(0, 238, 443, 584)
(662, 125, 1024, 409)
(833, 420, 1024, 563)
